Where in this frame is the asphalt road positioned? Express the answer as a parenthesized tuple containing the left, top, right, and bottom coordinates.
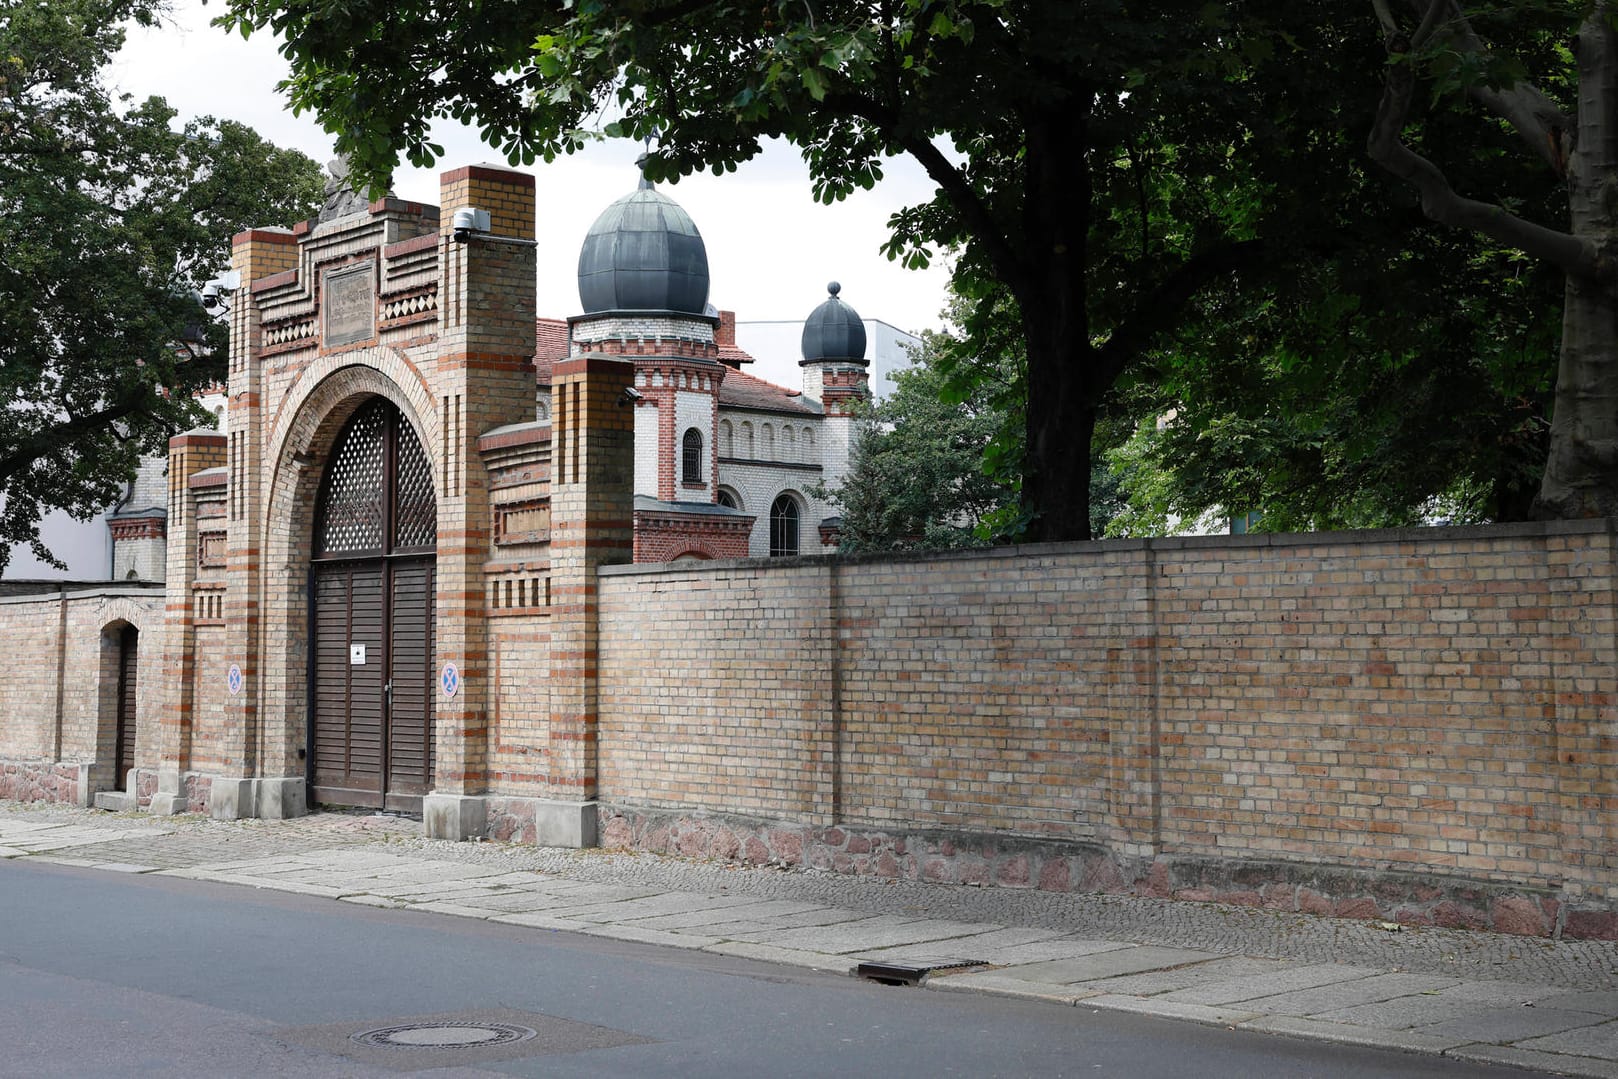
(0, 861, 1549, 1078)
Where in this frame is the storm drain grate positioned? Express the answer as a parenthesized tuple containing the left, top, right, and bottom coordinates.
(856, 959, 987, 986)
(351, 1021, 537, 1050)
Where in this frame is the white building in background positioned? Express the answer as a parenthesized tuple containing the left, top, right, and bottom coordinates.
(2, 456, 169, 584)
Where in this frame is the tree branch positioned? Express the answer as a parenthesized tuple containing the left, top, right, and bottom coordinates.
(1368, 34, 1606, 280)
(1393, 0, 1572, 173)
(1094, 237, 1273, 388)
(0, 398, 148, 483)
(821, 90, 1029, 294)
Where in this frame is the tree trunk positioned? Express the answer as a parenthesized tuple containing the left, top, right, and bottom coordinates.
(1021, 326, 1096, 543)
(1537, 10, 1618, 518)
(1018, 107, 1095, 544)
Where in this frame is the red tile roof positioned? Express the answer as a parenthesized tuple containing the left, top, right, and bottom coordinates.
(535, 318, 569, 385)
(719, 366, 819, 415)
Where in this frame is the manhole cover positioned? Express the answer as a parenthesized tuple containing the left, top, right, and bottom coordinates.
(351, 1021, 537, 1050)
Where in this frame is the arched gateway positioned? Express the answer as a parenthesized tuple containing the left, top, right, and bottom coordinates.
(310, 397, 438, 811)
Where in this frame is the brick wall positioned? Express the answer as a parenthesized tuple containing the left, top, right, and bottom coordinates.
(0, 587, 162, 801)
(596, 522, 1618, 936)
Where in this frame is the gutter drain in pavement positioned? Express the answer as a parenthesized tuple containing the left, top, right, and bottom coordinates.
(856, 959, 987, 986)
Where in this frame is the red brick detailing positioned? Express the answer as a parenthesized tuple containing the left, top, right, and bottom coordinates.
(108, 516, 165, 542)
(633, 508, 752, 563)
(232, 228, 297, 249)
(439, 164, 538, 189)
(385, 233, 441, 258)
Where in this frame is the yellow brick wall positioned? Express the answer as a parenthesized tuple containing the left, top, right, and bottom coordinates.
(596, 522, 1618, 901)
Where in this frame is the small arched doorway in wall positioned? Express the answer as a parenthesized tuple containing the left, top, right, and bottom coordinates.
(309, 397, 438, 812)
(113, 626, 138, 792)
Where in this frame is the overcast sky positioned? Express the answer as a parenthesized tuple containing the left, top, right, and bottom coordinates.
(111, 2, 953, 333)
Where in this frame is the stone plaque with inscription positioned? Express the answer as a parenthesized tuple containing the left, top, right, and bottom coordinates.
(322, 262, 376, 348)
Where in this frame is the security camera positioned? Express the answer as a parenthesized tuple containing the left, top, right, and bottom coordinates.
(618, 385, 643, 406)
(452, 207, 491, 244)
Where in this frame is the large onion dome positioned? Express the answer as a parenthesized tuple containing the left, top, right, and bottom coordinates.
(800, 281, 868, 365)
(577, 174, 710, 315)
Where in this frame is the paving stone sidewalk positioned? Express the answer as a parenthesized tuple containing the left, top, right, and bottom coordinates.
(3, 802, 1616, 1077)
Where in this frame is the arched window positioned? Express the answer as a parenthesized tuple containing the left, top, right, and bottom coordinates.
(770, 494, 800, 557)
(716, 487, 740, 510)
(761, 424, 774, 459)
(682, 428, 703, 484)
(740, 421, 754, 457)
(782, 426, 796, 461)
(718, 419, 733, 457)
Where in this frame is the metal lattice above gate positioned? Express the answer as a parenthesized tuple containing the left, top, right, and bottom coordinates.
(315, 399, 437, 557)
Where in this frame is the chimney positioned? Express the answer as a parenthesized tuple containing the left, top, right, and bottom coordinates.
(717, 309, 736, 347)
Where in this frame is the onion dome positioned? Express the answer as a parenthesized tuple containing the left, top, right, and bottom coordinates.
(800, 282, 868, 365)
(577, 167, 710, 315)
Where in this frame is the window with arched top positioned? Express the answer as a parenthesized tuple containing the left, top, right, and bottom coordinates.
(769, 494, 800, 557)
(719, 419, 733, 457)
(716, 487, 740, 510)
(682, 427, 703, 484)
(782, 426, 796, 461)
(761, 423, 775, 459)
(740, 421, 754, 456)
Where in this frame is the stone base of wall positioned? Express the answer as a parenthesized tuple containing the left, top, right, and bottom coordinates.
(597, 805, 1610, 941)
(0, 760, 89, 807)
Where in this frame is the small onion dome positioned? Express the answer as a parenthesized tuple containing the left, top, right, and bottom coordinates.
(800, 281, 868, 365)
(577, 172, 710, 315)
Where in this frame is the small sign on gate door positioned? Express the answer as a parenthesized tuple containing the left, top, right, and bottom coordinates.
(350, 643, 366, 666)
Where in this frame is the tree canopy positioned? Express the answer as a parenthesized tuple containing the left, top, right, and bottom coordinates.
(222, 0, 1418, 542)
(0, 0, 324, 572)
(1365, 0, 1618, 520)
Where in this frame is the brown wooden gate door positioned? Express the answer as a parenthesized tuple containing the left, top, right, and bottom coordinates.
(309, 398, 437, 812)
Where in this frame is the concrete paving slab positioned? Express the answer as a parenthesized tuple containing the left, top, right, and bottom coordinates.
(535, 891, 761, 923)
(1516, 1018, 1618, 1058)
(572, 923, 723, 951)
(926, 970, 1098, 1005)
(1317, 979, 1572, 1029)
(701, 907, 889, 936)
(1544, 991, 1618, 1016)
(488, 911, 597, 933)
(93, 862, 158, 873)
(1231, 972, 1461, 1016)
(855, 934, 1126, 969)
(702, 940, 858, 974)
(487, 884, 664, 908)
(944, 937, 1139, 967)
(1161, 962, 1376, 1006)
(340, 894, 402, 909)
(606, 898, 829, 931)
(1075, 956, 1294, 999)
(1445, 1043, 1618, 1079)
(1081, 994, 1265, 1028)
(998, 946, 1220, 985)
(1239, 1014, 1469, 1055)
(763, 916, 1001, 955)
(0, 846, 29, 858)
(1416, 1005, 1605, 1044)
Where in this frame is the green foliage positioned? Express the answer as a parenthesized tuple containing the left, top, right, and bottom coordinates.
(0, 0, 324, 571)
(818, 323, 1019, 553)
(221, 0, 1416, 541)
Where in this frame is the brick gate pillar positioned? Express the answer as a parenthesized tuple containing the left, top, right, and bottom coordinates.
(540, 355, 635, 845)
(423, 165, 538, 840)
(199, 228, 298, 819)
(147, 433, 227, 815)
